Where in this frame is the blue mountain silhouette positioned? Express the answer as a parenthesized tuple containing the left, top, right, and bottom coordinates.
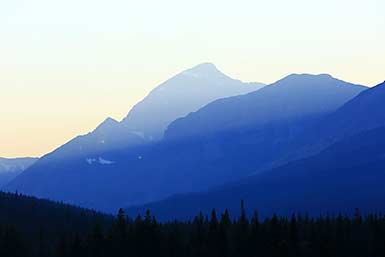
(5, 72, 366, 212)
(125, 81, 385, 220)
(126, 126, 385, 221)
(4, 64, 264, 211)
(0, 157, 37, 187)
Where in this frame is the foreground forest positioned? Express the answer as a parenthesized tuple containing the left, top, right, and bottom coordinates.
(1, 192, 385, 257)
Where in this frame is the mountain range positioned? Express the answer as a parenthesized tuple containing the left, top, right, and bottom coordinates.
(4, 63, 264, 211)
(5, 65, 369, 213)
(127, 126, 385, 220)
(125, 81, 385, 220)
(165, 73, 364, 139)
(12, 63, 264, 163)
(0, 157, 37, 187)
(121, 63, 265, 141)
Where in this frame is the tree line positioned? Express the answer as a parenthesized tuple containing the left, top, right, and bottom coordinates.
(2, 199, 385, 257)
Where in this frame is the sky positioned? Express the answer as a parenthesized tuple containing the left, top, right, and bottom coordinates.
(1, 0, 384, 158)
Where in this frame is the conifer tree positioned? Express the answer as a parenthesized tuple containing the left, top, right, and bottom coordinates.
(219, 209, 232, 257)
(208, 209, 219, 257)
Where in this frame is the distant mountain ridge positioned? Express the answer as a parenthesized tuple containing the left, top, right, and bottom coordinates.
(5, 72, 366, 212)
(0, 157, 37, 187)
(279, 80, 385, 164)
(125, 81, 385, 221)
(4, 63, 265, 211)
(121, 63, 264, 141)
(32, 63, 265, 160)
(0, 157, 37, 173)
(12, 63, 264, 166)
(165, 73, 365, 139)
(127, 126, 385, 221)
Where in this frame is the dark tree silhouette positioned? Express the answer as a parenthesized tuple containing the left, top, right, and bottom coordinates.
(1, 192, 385, 257)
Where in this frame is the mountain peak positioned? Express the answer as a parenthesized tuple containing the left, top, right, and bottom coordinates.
(101, 117, 118, 125)
(93, 117, 119, 133)
(193, 62, 218, 69)
(273, 73, 366, 92)
(284, 73, 334, 81)
(181, 63, 225, 79)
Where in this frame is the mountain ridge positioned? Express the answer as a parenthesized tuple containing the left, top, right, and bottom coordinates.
(164, 73, 366, 140)
(120, 62, 265, 141)
(0, 157, 38, 187)
(5, 73, 367, 212)
(4, 63, 265, 211)
(126, 126, 385, 221)
(124, 81, 385, 221)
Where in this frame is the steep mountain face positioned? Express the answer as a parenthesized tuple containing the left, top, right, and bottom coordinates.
(4, 64, 264, 211)
(5, 75, 365, 212)
(126, 126, 385, 221)
(165, 73, 365, 140)
(122, 63, 264, 141)
(129, 75, 366, 199)
(11, 74, 365, 212)
(37, 63, 264, 159)
(125, 81, 385, 221)
(317, 80, 385, 139)
(0, 158, 37, 187)
(281, 81, 385, 163)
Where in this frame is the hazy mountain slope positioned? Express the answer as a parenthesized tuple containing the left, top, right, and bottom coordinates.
(0, 158, 38, 187)
(315, 80, 385, 143)
(281, 80, 385, 163)
(126, 126, 385, 221)
(113, 74, 366, 203)
(122, 63, 265, 140)
(19, 63, 264, 163)
(7, 74, 366, 212)
(125, 81, 385, 220)
(165, 73, 365, 140)
(4, 64, 264, 211)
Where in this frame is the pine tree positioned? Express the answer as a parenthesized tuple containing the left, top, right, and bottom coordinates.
(219, 209, 232, 257)
(234, 200, 250, 257)
(191, 212, 207, 257)
(109, 208, 128, 257)
(288, 214, 299, 257)
(250, 211, 261, 256)
(208, 209, 219, 257)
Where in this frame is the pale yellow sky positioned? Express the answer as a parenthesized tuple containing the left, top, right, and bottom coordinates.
(1, 0, 384, 157)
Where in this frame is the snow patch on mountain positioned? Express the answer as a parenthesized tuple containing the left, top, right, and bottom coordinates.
(98, 157, 114, 165)
(86, 157, 115, 165)
(130, 131, 146, 140)
(86, 158, 97, 165)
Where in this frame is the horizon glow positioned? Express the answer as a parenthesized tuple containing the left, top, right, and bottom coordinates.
(1, 0, 384, 158)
